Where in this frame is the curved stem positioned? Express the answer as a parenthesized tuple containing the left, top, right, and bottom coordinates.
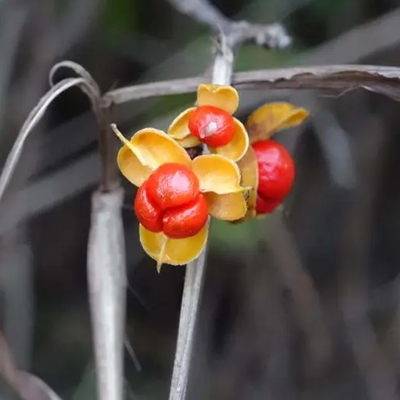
(0, 77, 86, 203)
(49, 60, 117, 191)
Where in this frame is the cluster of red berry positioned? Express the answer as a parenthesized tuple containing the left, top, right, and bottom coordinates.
(135, 105, 295, 238)
(114, 83, 307, 268)
(188, 104, 296, 214)
(135, 163, 208, 239)
(134, 105, 240, 239)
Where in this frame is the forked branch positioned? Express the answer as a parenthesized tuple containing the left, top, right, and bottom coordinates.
(166, 0, 290, 48)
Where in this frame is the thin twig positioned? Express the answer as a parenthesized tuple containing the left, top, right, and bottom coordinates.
(166, 0, 290, 48)
(104, 64, 400, 105)
(0, 77, 87, 204)
(49, 60, 117, 191)
(168, 20, 243, 398)
(169, 248, 209, 400)
(166, 0, 287, 391)
(168, 36, 234, 400)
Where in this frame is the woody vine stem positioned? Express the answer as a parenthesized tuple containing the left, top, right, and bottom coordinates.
(168, 20, 288, 397)
(167, 34, 235, 400)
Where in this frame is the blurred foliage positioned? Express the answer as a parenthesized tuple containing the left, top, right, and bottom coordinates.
(210, 218, 262, 252)
(100, 0, 138, 36)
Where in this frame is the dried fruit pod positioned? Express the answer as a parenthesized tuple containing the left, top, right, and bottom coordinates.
(246, 102, 309, 143)
(112, 124, 249, 270)
(236, 146, 258, 220)
(234, 101, 309, 222)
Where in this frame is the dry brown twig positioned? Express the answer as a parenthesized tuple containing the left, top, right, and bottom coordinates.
(48, 63, 125, 400)
(166, 0, 290, 48)
(104, 64, 400, 104)
(0, 60, 124, 400)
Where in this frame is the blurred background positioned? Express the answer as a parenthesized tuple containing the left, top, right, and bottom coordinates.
(1, 0, 400, 399)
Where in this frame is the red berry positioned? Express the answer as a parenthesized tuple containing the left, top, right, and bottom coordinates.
(134, 182, 163, 232)
(188, 105, 235, 147)
(163, 194, 208, 239)
(253, 140, 295, 200)
(252, 140, 295, 214)
(147, 163, 200, 210)
(256, 195, 281, 214)
(135, 163, 209, 238)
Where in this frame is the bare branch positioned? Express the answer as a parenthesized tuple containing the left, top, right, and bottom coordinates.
(169, 248, 209, 400)
(166, 0, 290, 48)
(104, 64, 400, 105)
(47, 62, 126, 400)
(87, 188, 126, 400)
(234, 65, 400, 99)
(50, 60, 117, 190)
(49, 60, 101, 97)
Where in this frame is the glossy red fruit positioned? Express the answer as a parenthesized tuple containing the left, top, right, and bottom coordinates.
(188, 105, 235, 147)
(252, 140, 295, 214)
(256, 195, 281, 214)
(163, 194, 208, 239)
(134, 182, 163, 232)
(146, 163, 199, 210)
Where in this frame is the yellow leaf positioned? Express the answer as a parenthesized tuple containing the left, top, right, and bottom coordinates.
(204, 192, 247, 221)
(197, 84, 239, 115)
(210, 118, 249, 162)
(246, 102, 309, 143)
(139, 224, 208, 268)
(192, 154, 248, 194)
